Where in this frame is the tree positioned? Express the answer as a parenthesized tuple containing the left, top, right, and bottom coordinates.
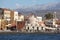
(44, 12, 53, 19)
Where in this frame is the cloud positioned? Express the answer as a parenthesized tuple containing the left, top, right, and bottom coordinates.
(16, 3, 20, 8)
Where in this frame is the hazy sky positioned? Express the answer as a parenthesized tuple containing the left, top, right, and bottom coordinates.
(0, 0, 60, 9)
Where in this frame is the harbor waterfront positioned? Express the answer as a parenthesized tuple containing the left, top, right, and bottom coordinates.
(0, 8, 60, 33)
(0, 0, 60, 40)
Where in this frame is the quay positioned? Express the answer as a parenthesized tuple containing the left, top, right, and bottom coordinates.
(0, 30, 60, 34)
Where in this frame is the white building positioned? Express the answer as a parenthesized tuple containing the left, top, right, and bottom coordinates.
(4, 10, 11, 21)
(36, 16, 42, 22)
(14, 11, 18, 21)
(18, 15, 24, 21)
(24, 15, 45, 32)
(29, 15, 36, 24)
(0, 19, 1, 28)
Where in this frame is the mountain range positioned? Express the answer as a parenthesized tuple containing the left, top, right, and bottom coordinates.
(15, 2, 60, 19)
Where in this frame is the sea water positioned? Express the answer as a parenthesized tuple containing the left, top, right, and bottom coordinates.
(0, 33, 60, 40)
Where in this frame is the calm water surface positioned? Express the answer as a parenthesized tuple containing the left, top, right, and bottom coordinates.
(0, 33, 60, 40)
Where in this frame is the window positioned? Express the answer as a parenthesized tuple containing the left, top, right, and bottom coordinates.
(41, 27, 43, 30)
(0, 10, 2, 13)
(0, 10, 3, 15)
(28, 27, 29, 30)
(0, 10, 3, 19)
(37, 27, 39, 30)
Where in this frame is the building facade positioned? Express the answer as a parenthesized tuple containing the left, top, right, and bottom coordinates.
(24, 14, 45, 32)
(0, 8, 19, 30)
(16, 14, 25, 30)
